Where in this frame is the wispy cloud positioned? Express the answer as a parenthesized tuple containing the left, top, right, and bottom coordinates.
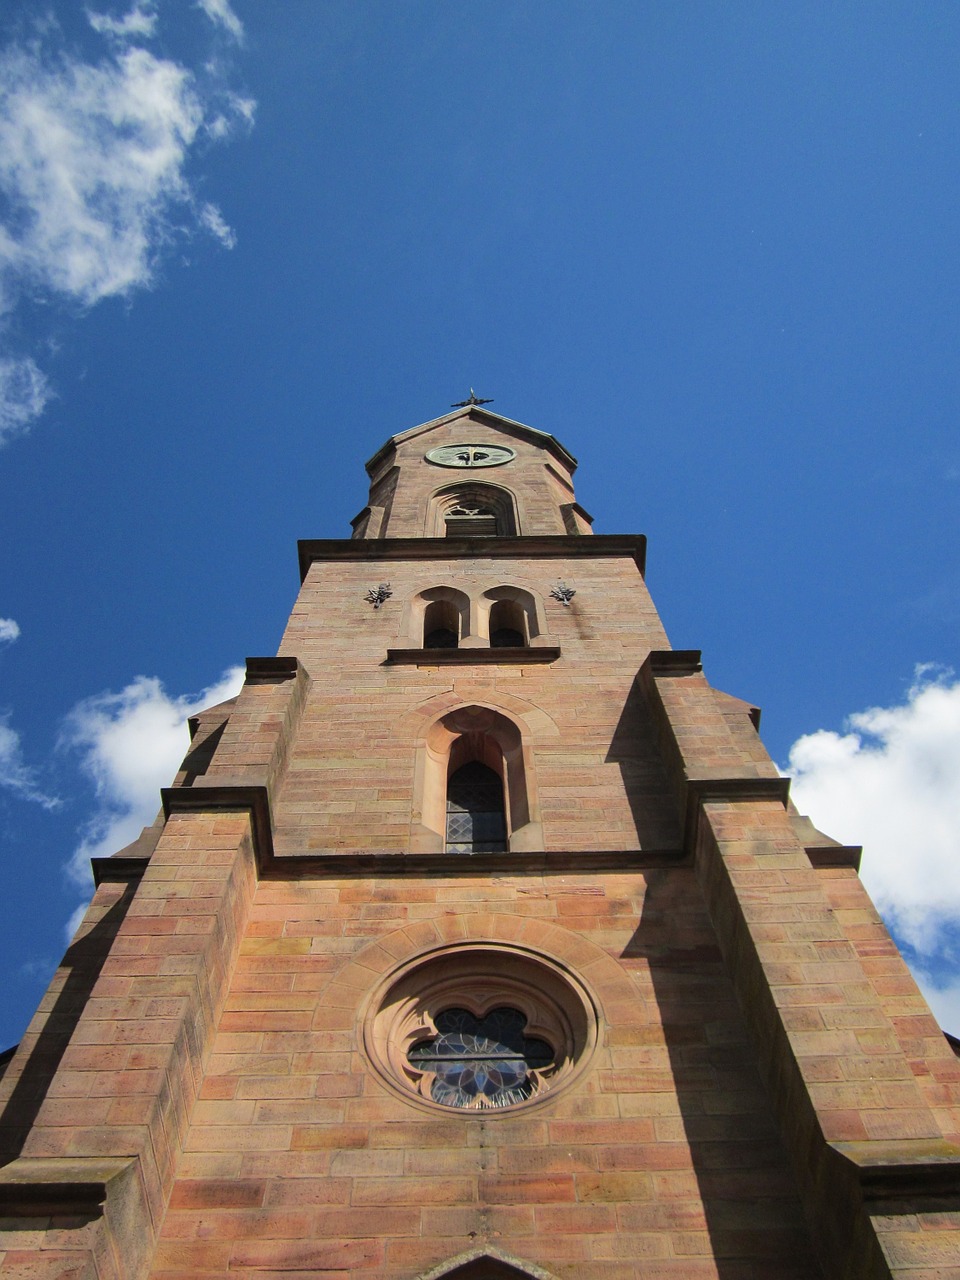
(0, 3, 253, 441)
(197, 0, 245, 43)
(0, 617, 58, 806)
(0, 358, 51, 447)
(0, 711, 59, 809)
(61, 666, 244, 935)
(87, 1, 158, 41)
(786, 666, 960, 1028)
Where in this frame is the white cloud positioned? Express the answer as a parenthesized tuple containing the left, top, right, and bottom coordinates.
(1, 44, 205, 305)
(917, 973, 960, 1039)
(0, 7, 253, 440)
(0, 617, 20, 644)
(87, 1, 158, 41)
(0, 711, 59, 809)
(197, 0, 245, 43)
(0, 357, 51, 445)
(61, 666, 244, 902)
(199, 201, 236, 249)
(786, 667, 960, 1030)
(64, 902, 90, 947)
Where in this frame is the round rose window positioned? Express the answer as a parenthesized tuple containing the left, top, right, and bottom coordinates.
(362, 943, 598, 1114)
(408, 1006, 554, 1109)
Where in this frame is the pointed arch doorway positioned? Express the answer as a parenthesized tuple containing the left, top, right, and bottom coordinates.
(416, 1245, 559, 1279)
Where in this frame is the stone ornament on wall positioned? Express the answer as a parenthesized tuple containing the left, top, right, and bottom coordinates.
(425, 444, 516, 468)
(364, 583, 393, 608)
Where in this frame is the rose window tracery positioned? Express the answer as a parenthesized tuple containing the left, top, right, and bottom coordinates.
(362, 943, 599, 1115)
(407, 1007, 554, 1109)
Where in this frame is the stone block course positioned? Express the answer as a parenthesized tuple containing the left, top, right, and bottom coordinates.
(140, 871, 827, 1279)
(6, 412, 960, 1280)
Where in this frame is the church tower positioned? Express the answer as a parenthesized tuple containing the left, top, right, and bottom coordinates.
(0, 404, 959, 1279)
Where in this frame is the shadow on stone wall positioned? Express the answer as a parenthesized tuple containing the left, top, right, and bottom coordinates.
(0, 883, 138, 1164)
(606, 676, 683, 850)
(622, 869, 824, 1280)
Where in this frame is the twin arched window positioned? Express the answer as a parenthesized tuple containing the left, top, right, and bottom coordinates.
(414, 587, 538, 650)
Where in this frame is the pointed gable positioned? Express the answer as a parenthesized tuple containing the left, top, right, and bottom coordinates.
(365, 405, 577, 478)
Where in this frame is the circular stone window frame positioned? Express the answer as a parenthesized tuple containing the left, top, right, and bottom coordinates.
(360, 941, 600, 1116)
(424, 444, 516, 469)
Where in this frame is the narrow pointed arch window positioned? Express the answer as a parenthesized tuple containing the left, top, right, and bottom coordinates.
(445, 761, 506, 853)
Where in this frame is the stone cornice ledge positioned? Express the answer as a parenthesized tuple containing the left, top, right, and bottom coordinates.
(830, 1138, 960, 1205)
(646, 648, 703, 676)
(684, 776, 791, 856)
(91, 855, 153, 886)
(161, 783, 275, 873)
(807, 844, 863, 871)
(0, 1154, 141, 1219)
(298, 534, 647, 582)
(386, 646, 560, 665)
(155, 785, 687, 878)
(267, 847, 689, 877)
(244, 655, 300, 683)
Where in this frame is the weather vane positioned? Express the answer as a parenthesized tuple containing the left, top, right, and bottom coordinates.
(451, 388, 494, 408)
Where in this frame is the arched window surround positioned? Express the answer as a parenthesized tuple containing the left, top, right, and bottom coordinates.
(410, 705, 543, 853)
(477, 585, 543, 647)
(363, 943, 598, 1123)
(426, 482, 520, 538)
(406, 587, 472, 649)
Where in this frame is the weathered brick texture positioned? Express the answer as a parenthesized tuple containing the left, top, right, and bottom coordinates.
(152, 874, 820, 1280)
(2, 407, 958, 1280)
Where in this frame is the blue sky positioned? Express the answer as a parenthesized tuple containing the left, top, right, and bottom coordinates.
(1, 1, 959, 1047)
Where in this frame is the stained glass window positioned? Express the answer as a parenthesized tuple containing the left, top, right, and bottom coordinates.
(445, 761, 506, 853)
(408, 1007, 554, 1109)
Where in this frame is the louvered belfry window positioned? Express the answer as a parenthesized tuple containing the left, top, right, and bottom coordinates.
(444, 505, 498, 537)
(445, 761, 507, 853)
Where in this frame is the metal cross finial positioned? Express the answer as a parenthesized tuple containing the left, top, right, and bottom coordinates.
(451, 388, 494, 408)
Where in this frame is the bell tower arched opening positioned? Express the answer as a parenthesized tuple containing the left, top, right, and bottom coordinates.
(488, 599, 527, 647)
(427, 483, 519, 537)
(423, 598, 460, 649)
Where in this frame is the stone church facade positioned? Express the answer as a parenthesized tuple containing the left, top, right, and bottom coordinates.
(0, 405, 958, 1279)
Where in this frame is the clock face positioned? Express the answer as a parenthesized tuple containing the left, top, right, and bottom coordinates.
(425, 443, 516, 469)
